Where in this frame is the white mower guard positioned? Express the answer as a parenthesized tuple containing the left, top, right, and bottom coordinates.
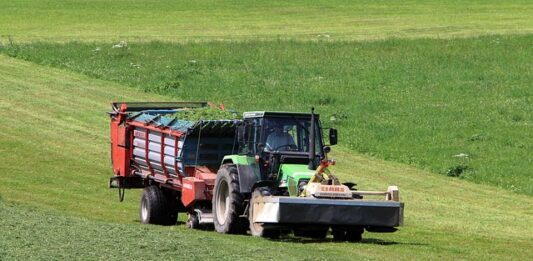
(252, 186, 403, 228)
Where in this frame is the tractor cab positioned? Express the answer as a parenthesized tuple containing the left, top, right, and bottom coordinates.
(237, 111, 338, 193)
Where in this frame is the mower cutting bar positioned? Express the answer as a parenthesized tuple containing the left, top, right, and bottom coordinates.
(253, 197, 404, 227)
(352, 186, 400, 201)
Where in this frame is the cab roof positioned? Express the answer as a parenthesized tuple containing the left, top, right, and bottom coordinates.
(242, 111, 319, 119)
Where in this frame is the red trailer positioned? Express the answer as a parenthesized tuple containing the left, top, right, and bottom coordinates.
(109, 102, 239, 226)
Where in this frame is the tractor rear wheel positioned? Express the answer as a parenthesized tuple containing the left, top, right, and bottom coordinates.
(213, 165, 248, 234)
(249, 187, 280, 239)
(140, 185, 176, 225)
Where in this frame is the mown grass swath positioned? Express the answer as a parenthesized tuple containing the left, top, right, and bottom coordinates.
(0, 202, 371, 260)
(2, 195, 531, 261)
(3, 35, 531, 195)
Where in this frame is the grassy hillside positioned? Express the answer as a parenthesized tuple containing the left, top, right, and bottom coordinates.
(1, 0, 532, 42)
(1, 1, 532, 259)
(1, 56, 532, 260)
(3, 35, 532, 195)
(0, 54, 157, 220)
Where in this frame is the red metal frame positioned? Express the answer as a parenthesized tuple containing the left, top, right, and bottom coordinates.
(144, 129, 155, 176)
(160, 134, 169, 178)
(173, 138, 179, 176)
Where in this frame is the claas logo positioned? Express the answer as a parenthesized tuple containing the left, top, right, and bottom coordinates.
(319, 186, 345, 192)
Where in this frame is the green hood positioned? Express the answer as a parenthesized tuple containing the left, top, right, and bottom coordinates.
(279, 164, 314, 196)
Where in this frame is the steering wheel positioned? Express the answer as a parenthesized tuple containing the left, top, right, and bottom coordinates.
(273, 144, 298, 151)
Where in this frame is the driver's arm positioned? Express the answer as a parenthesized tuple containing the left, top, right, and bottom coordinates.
(265, 133, 275, 151)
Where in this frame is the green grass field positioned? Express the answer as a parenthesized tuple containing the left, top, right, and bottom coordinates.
(3, 35, 532, 195)
(1, 0, 532, 259)
(1, 0, 532, 42)
(0, 56, 532, 260)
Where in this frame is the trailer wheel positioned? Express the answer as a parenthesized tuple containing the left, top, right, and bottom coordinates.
(213, 165, 248, 234)
(140, 185, 175, 225)
(249, 187, 280, 239)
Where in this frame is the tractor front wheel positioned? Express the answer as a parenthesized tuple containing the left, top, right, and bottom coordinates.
(212, 165, 248, 234)
(249, 187, 280, 239)
(346, 227, 364, 242)
(332, 226, 364, 242)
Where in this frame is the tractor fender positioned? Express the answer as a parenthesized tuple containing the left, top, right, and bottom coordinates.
(236, 164, 257, 193)
(221, 155, 261, 193)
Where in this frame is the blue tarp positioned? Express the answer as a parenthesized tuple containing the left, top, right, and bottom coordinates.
(129, 111, 240, 134)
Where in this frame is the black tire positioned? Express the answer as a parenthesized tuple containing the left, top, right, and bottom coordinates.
(140, 185, 176, 225)
(332, 228, 347, 241)
(346, 227, 364, 242)
(212, 165, 248, 234)
(249, 188, 280, 239)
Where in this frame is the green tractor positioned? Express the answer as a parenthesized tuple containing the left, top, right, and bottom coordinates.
(212, 110, 403, 240)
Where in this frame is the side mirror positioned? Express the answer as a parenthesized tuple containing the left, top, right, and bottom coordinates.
(329, 128, 338, 145)
(237, 124, 245, 143)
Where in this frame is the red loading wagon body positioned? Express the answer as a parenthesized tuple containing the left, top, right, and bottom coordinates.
(109, 102, 239, 208)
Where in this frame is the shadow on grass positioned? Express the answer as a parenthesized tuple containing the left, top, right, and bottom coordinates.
(131, 220, 187, 226)
(359, 238, 426, 246)
(136, 221, 426, 247)
(273, 236, 426, 246)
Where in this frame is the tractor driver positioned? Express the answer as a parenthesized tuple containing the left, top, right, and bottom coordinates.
(265, 123, 296, 151)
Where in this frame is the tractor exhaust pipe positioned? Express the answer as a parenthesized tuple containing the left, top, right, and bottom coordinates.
(309, 107, 316, 170)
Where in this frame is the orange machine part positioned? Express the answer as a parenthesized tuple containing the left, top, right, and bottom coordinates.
(110, 119, 131, 177)
(181, 178, 206, 207)
(181, 167, 217, 207)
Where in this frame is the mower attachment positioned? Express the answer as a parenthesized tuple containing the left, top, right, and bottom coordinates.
(252, 196, 404, 228)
